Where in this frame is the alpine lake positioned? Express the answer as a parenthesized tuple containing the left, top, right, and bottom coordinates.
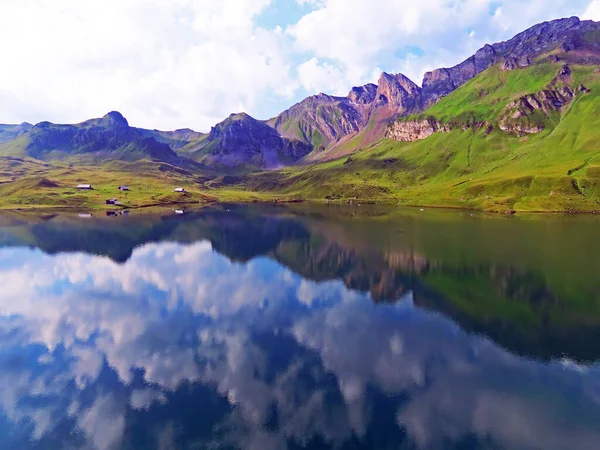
(0, 204, 599, 450)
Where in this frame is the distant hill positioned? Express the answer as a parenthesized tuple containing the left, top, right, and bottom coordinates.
(136, 127, 206, 150)
(0, 111, 204, 166)
(0, 122, 33, 143)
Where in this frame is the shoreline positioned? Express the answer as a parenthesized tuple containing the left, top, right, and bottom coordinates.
(1, 197, 599, 216)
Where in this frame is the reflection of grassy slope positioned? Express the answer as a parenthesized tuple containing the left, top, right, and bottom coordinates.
(277, 205, 600, 325)
(224, 62, 600, 212)
(1, 204, 599, 360)
(421, 271, 541, 328)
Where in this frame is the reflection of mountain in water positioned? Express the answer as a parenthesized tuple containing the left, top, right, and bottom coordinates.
(0, 208, 600, 449)
(0, 205, 599, 362)
(0, 239, 599, 450)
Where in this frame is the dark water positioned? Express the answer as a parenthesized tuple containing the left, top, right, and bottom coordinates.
(0, 205, 599, 450)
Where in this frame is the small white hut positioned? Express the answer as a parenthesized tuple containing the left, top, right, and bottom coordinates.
(174, 187, 186, 193)
(77, 184, 92, 190)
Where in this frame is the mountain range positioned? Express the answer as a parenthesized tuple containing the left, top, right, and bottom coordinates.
(0, 16, 599, 212)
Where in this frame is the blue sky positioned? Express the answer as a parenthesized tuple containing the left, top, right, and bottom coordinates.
(0, 0, 598, 131)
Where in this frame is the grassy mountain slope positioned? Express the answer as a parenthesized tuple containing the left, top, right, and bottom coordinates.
(222, 59, 600, 212)
(0, 123, 33, 144)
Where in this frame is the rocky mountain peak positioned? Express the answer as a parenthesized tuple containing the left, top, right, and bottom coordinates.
(196, 112, 313, 168)
(375, 71, 422, 113)
(347, 83, 378, 105)
(101, 111, 129, 128)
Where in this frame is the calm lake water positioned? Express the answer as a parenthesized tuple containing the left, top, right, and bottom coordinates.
(0, 204, 599, 450)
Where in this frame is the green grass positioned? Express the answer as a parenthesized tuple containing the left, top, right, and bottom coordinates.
(0, 158, 218, 210)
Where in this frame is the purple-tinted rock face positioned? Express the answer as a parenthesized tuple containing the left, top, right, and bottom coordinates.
(197, 113, 312, 169)
(348, 84, 378, 105)
(269, 94, 365, 150)
(374, 72, 422, 114)
(23, 112, 180, 163)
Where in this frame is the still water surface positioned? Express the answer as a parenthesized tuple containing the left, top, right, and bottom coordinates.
(0, 205, 599, 449)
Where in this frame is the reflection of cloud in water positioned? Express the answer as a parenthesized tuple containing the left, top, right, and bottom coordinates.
(0, 242, 599, 449)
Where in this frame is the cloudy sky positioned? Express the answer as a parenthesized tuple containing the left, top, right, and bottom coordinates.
(0, 0, 599, 131)
(1, 241, 599, 449)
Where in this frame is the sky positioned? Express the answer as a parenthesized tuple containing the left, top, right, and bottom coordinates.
(1, 242, 599, 448)
(0, 0, 598, 132)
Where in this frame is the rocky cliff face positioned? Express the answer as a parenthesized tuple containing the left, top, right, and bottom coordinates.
(347, 84, 378, 105)
(385, 118, 450, 142)
(191, 113, 312, 169)
(269, 94, 365, 151)
(374, 72, 422, 113)
(269, 71, 426, 153)
(499, 85, 580, 136)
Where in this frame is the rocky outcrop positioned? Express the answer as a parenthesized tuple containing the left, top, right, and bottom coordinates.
(501, 56, 531, 71)
(269, 71, 425, 152)
(374, 72, 422, 113)
(385, 118, 450, 142)
(347, 84, 378, 105)
(498, 64, 591, 136)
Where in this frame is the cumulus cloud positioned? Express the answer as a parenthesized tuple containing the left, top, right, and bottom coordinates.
(0, 0, 294, 130)
(0, 0, 595, 130)
(584, 0, 600, 19)
(287, 0, 593, 89)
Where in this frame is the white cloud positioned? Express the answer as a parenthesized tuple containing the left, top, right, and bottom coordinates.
(583, 0, 600, 19)
(287, 0, 593, 89)
(0, 0, 291, 131)
(0, 242, 600, 449)
(296, 57, 349, 95)
(0, 0, 596, 133)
